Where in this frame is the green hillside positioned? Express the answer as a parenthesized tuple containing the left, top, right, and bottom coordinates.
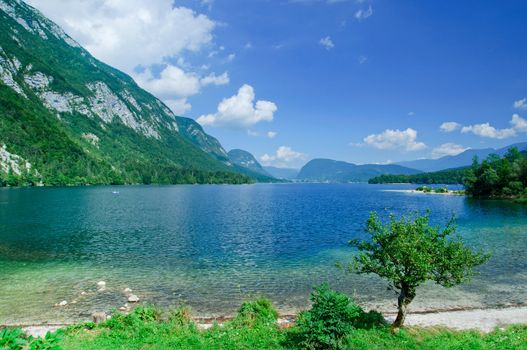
(0, 0, 251, 186)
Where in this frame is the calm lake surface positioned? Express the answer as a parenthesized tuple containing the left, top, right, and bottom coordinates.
(1, 183, 526, 324)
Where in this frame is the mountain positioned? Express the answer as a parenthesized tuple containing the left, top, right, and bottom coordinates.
(396, 142, 527, 172)
(228, 149, 269, 176)
(227, 149, 277, 182)
(296, 159, 421, 183)
(0, 0, 251, 185)
(263, 166, 299, 180)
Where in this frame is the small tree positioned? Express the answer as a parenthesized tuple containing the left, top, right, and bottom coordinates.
(349, 211, 490, 332)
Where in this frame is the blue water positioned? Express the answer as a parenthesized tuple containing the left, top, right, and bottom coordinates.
(0, 183, 526, 324)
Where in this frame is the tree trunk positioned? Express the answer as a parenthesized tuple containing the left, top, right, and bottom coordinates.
(391, 285, 415, 333)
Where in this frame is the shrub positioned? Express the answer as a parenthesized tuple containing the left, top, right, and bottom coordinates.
(235, 298, 278, 327)
(0, 328, 28, 350)
(28, 330, 63, 350)
(295, 284, 362, 349)
(168, 306, 193, 326)
(132, 306, 162, 322)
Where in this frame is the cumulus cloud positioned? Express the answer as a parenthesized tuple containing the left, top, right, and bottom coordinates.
(27, 0, 215, 73)
(200, 72, 230, 86)
(440, 121, 461, 132)
(197, 84, 277, 128)
(511, 113, 527, 133)
(431, 143, 468, 158)
(513, 98, 527, 110)
(260, 146, 305, 167)
(319, 36, 334, 50)
(133, 65, 228, 114)
(461, 123, 516, 139)
(355, 5, 373, 20)
(363, 128, 426, 151)
(134, 65, 201, 98)
(267, 131, 278, 139)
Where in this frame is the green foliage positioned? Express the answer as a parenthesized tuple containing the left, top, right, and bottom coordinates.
(27, 331, 62, 350)
(464, 148, 527, 198)
(294, 284, 363, 349)
(350, 211, 490, 329)
(0, 328, 27, 350)
(0, 328, 62, 350)
(369, 167, 469, 184)
(235, 298, 279, 327)
(168, 306, 192, 326)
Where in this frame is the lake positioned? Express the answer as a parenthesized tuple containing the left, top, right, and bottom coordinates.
(1, 183, 526, 324)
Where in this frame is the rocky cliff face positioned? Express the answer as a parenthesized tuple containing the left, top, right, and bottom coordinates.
(0, 0, 247, 185)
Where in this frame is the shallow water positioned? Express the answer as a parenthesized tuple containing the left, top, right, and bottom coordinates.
(0, 183, 526, 324)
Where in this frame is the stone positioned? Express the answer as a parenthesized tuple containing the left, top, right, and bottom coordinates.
(92, 311, 107, 324)
(55, 300, 67, 307)
(123, 287, 132, 294)
(96, 281, 106, 288)
(80, 291, 87, 296)
(127, 294, 140, 303)
(118, 306, 127, 312)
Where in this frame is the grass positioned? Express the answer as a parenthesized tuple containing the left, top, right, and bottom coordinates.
(55, 319, 527, 350)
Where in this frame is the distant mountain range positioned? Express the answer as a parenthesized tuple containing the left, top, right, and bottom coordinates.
(296, 159, 421, 183)
(396, 142, 527, 172)
(263, 166, 299, 180)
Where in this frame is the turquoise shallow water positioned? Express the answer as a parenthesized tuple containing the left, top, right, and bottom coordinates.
(0, 183, 526, 324)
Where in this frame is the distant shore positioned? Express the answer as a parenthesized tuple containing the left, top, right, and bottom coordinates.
(382, 189, 465, 196)
(9, 305, 527, 337)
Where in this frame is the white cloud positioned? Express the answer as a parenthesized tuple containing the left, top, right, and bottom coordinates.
(134, 65, 201, 98)
(227, 53, 236, 62)
(164, 98, 191, 115)
(244, 42, 253, 49)
(319, 36, 335, 50)
(200, 72, 230, 86)
(197, 84, 277, 128)
(133, 65, 229, 112)
(440, 121, 461, 132)
(260, 146, 305, 167)
(511, 113, 527, 133)
(461, 123, 516, 139)
(408, 111, 415, 116)
(431, 143, 468, 158)
(358, 55, 367, 64)
(363, 128, 426, 151)
(513, 98, 527, 111)
(355, 5, 373, 20)
(27, 0, 216, 73)
(247, 130, 259, 137)
(267, 131, 278, 139)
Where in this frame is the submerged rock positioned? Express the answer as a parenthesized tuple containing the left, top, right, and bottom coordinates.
(127, 294, 140, 303)
(55, 300, 67, 307)
(97, 281, 106, 292)
(123, 287, 132, 294)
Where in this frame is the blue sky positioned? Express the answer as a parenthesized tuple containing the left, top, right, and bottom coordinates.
(29, 0, 527, 168)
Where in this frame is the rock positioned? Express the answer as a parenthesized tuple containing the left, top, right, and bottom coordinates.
(55, 300, 67, 307)
(96, 281, 106, 292)
(127, 294, 140, 303)
(80, 291, 87, 296)
(123, 287, 132, 294)
(118, 306, 127, 312)
(92, 311, 107, 324)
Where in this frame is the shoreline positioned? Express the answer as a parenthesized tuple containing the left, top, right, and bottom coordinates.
(382, 189, 464, 196)
(6, 305, 527, 337)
